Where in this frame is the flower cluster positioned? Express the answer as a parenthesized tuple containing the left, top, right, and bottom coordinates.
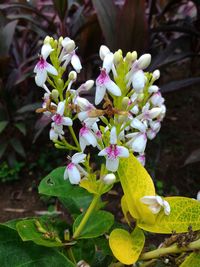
(34, 37, 166, 196)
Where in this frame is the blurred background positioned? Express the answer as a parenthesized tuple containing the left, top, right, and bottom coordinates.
(0, 0, 200, 222)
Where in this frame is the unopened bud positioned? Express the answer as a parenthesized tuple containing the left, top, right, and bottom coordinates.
(44, 36, 51, 44)
(64, 229, 70, 241)
(57, 78, 64, 88)
(84, 80, 94, 90)
(77, 260, 90, 267)
(58, 36, 63, 44)
(103, 173, 116, 185)
(125, 52, 133, 64)
(197, 191, 200, 201)
(137, 93, 144, 102)
(68, 71, 77, 81)
(51, 89, 59, 100)
(137, 54, 151, 70)
(152, 69, 160, 80)
(114, 50, 123, 65)
(122, 97, 129, 109)
(62, 37, 75, 53)
(148, 85, 159, 93)
(99, 45, 110, 60)
(132, 51, 137, 61)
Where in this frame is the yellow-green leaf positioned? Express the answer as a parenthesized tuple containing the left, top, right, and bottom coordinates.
(121, 195, 132, 226)
(180, 252, 200, 267)
(109, 227, 145, 265)
(118, 154, 155, 224)
(80, 179, 113, 195)
(138, 197, 200, 233)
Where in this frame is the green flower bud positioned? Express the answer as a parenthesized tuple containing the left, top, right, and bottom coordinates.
(114, 50, 123, 65)
(51, 89, 59, 100)
(122, 97, 129, 109)
(68, 71, 77, 81)
(57, 78, 64, 88)
(137, 93, 144, 102)
(132, 51, 137, 61)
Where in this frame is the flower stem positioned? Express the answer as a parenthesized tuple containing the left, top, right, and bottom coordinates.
(73, 194, 99, 239)
(140, 238, 200, 261)
(69, 126, 80, 150)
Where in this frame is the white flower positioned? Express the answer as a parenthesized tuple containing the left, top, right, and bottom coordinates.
(98, 127, 129, 172)
(76, 97, 96, 122)
(95, 69, 121, 105)
(34, 43, 58, 87)
(79, 123, 98, 151)
(126, 132, 147, 153)
(136, 154, 146, 166)
(62, 51, 82, 73)
(140, 196, 170, 215)
(49, 124, 64, 141)
(64, 152, 87, 184)
(52, 101, 73, 127)
(150, 92, 164, 107)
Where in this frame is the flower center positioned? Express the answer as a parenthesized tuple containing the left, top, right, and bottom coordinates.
(53, 114, 63, 125)
(37, 57, 48, 70)
(96, 69, 109, 85)
(67, 162, 75, 170)
(106, 144, 119, 159)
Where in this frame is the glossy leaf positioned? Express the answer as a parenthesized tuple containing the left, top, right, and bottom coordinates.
(92, 0, 118, 49)
(109, 227, 145, 265)
(138, 197, 200, 234)
(80, 179, 113, 195)
(121, 195, 132, 226)
(118, 154, 156, 224)
(73, 210, 114, 239)
(0, 121, 8, 134)
(180, 252, 200, 267)
(0, 225, 75, 267)
(16, 219, 63, 247)
(14, 122, 26, 135)
(10, 138, 26, 157)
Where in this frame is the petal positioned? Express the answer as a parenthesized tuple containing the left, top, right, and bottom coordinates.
(106, 158, 119, 172)
(62, 117, 73, 126)
(79, 136, 87, 151)
(64, 168, 69, 180)
(95, 85, 106, 105)
(35, 70, 47, 87)
(149, 204, 161, 214)
(49, 128, 58, 140)
(148, 107, 162, 119)
(147, 129, 156, 140)
(84, 131, 97, 147)
(117, 146, 129, 158)
(71, 54, 82, 73)
(98, 148, 108, 156)
(103, 173, 116, 185)
(137, 54, 151, 70)
(99, 45, 110, 60)
(57, 101, 65, 116)
(72, 152, 86, 164)
(41, 43, 53, 60)
(110, 127, 117, 145)
(46, 63, 58, 76)
(148, 85, 159, 93)
(131, 118, 146, 132)
(140, 196, 157, 205)
(68, 165, 81, 184)
(104, 79, 121, 96)
(131, 70, 145, 93)
(163, 200, 171, 215)
(103, 52, 114, 73)
(131, 133, 147, 153)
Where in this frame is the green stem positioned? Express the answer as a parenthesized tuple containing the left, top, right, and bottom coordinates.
(73, 194, 99, 239)
(69, 126, 80, 150)
(67, 247, 76, 264)
(140, 238, 200, 261)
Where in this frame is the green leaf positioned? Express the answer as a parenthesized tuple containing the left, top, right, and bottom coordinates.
(16, 219, 63, 247)
(0, 142, 7, 158)
(72, 239, 95, 265)
(0, 121, 8, 134)
(52, 0, 68, 21)
(10, 138, 26, 157)
(39, 167, 92, 199)
(180, 252, 200, 267)
(109, 227, 145, 265)
(73, 211, 114, 239)
(138, 197, 200, 234)
(14, 122, 26, 135)
(0, 20, 18, 56)
(91, 0, 118, 49)
(0, 225, 75, 267)
(118, 154, 156, 224)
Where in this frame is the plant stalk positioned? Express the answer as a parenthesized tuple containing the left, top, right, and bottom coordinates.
(140, 238, 200, 261)
(69, 126, 80, 150)
(73, 194, 99, 239)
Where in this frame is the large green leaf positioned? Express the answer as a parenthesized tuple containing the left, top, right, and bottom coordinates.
(39, 167, 92, 199)
(16, 219, 63, 247)
(91, 0, 118, 49)
(138, 197, 200, 234)
(0, 225, 75, 267)
(0, 121, 8, 134)
(73, 210, 114, 239)
(118, 154, 156, 224)
(109, 227, 145, 265)
(180, 252, 200, 267)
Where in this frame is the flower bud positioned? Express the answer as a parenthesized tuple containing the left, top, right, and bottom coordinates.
(148, 85, 159, 93)
(64, 229, 70, 241)
(51, 89, 59, 100)
(122, 97, 129, 109)
(62, 37, 75, 53)
(152, 69, 160, 80)
(137, 54, 151, 70)
(103, 173, 116, 185)
(125, 52, 133, 64)
(77, 260, 90, 267)
(114, 50, 123, 65)
(57, 78, 64, 88)
(132, 51, 137, 61)
(137, 93, 144, 102)
(99, 45, 110, 60)
(197, 191, 200, 201)
(84, 80, 94, 90)
(68, 71, 77, 81)
(44, 36, 51, 44)
(58, 36, 63, 44)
